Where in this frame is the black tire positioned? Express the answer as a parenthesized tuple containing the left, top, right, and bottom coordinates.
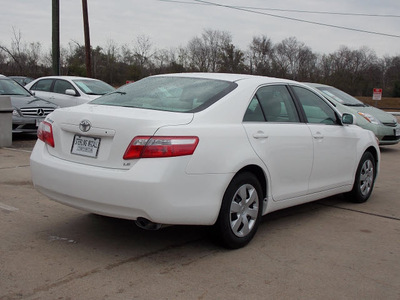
(213, 172, 263, 249)
(346, 152, 376, 203)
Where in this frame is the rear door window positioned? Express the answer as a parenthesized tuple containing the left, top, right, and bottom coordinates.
(31, 79, 54, 92)
(243, 85, 300, 122)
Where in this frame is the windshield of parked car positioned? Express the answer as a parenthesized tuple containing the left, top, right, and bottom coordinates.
(73, 79, 115, 96)
(90, 76, 238, 112)
(316, 86, 365, 107)
(0, 78, 31, 96)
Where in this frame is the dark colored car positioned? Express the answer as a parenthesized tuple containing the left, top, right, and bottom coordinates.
(0, 75, 58, 133)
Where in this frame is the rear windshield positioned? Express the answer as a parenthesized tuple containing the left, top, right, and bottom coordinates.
(90, 76, 237, 112)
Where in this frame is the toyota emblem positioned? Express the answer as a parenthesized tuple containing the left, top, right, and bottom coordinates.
(79, 120, 92, 132)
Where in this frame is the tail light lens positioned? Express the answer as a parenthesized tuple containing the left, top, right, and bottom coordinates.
(37, 121, 55, 147)
(123, 136, 199, 159)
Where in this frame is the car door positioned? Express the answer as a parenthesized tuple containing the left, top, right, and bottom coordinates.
(52, 79, 80, 107)
(29, 79, 54, 102)
(242, 85, 314, 201)
(291, 86, 358, 193)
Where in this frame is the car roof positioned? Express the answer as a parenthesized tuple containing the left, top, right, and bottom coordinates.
(32, 76, 101, 81)
(303, 82, 332, 89)
(0, 76, 14, 80)
(154, 72, 299, 85)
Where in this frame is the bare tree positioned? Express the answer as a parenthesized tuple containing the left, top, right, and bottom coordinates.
(154, 48, 172, 71)
(296, 47, 319, 81)
(218, 42, 246, 73)
(320, 46, 379, 94)
(187, 29, 232, 72)
(0, 28, 42, 75)
(248, 35, 274, 75)
(382, 55, 400, 96)
(273, 37, 314, 80)
(0, 27, 398, 95)
(121, 44, 134, 65)
(102, 39, 120, 82)
(187, 36, 208, 71)
(133, 35, 154, 75)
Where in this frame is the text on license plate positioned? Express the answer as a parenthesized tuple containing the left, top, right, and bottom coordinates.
(71, 135, 101, 158)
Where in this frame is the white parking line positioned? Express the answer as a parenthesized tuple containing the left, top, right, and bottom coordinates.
(0, 202, 19, 212)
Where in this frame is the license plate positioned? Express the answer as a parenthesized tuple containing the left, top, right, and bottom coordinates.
(36, 119, 44, 127)
(396, 128, 400, 137)
(71, 135, 101, 158)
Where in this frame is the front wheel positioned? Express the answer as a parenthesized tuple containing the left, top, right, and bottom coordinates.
(213, 172, 263, 249)
(346, 152, 376, 203)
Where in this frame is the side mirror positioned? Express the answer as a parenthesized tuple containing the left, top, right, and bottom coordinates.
(65, 89, 77, 96)
(342, 113, 356, 125)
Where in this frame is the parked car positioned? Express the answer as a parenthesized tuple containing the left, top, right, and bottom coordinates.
(25, 76, 115, 108)
(0, 75, 57, 133)
(9, 76, 35, 86)
(30, 73, 380, 248)
(305, 83, 400, 145)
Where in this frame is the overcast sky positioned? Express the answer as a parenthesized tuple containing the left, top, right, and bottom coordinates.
(1, 0, 399, 58)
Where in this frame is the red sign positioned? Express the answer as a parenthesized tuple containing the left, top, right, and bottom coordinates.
(372, 88, 382, 101)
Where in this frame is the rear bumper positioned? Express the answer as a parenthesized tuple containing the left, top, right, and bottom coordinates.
(30, 141, 231, 225)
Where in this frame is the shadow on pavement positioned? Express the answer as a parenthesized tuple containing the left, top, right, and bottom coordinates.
(11, 133, 37, 149)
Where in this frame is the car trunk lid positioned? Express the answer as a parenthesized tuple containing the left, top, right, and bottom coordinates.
(46, 104, 194, 169)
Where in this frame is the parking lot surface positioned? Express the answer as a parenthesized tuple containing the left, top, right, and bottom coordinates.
(1, 132, 399, 299)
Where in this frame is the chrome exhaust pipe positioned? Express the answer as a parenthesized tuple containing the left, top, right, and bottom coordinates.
(135, 217, 162, 230)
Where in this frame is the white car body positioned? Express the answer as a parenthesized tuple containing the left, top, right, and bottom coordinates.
(25, 76, 115, 108)
(30, 73, 380, 248)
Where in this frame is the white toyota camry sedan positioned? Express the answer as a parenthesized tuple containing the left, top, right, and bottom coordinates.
(30, 73, 380, 248)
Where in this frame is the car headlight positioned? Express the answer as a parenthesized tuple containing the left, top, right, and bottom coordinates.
(358, 112, 381, 125)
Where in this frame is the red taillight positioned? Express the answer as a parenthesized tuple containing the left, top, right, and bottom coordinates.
(123, 136, 199, 159)
(37, 121, 55, 147)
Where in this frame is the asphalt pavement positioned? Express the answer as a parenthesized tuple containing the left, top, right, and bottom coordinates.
(0, 132, 399, 299)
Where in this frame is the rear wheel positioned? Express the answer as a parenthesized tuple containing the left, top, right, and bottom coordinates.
(213, 172, 263, 249)
(347, 152, 376, 203)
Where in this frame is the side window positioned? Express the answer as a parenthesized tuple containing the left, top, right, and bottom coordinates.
(54, 80, 75, 95)
(31, 79, 53, 92)
(243, 96, 265, 122)
(292, 86, 339, 125)
(256, 85, 299, 122)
